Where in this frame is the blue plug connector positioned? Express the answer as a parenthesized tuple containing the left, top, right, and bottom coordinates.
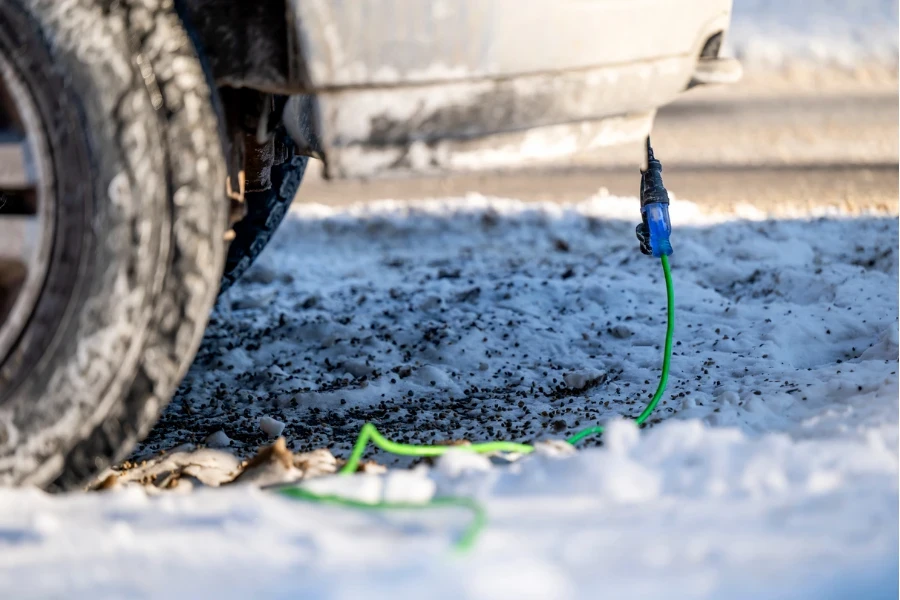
(641, 201, 673, 257)
(635, 138, 673, 257)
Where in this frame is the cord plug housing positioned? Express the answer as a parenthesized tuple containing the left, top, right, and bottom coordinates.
(641, 202, 673, 257)
(636, 138, 673, 257)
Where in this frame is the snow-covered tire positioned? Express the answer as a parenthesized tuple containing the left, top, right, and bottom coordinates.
(219, 131, 308, 295)
(0, 0, 227, 489)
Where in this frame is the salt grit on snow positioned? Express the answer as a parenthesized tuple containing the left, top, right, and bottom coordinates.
(0, 194, 896, 599)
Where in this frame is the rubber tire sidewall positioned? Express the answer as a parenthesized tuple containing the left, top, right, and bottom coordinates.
(219, 131, 308, 295)
(0, 0, 170, 486)
(50, 0, 229, 489)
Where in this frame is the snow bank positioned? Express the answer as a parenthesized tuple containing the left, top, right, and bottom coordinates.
(727, 0, 899, 70)
(0, 195, 895, 599)
(0, 417, 894, 599)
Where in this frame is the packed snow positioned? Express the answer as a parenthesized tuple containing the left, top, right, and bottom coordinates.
(1, 3, 898, 597)
(727, 0, 899, 70)
(0, 194, 896, 599)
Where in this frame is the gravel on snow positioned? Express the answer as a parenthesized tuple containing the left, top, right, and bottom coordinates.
(140, 195, 898, 465)
(0, 194, 896, 599)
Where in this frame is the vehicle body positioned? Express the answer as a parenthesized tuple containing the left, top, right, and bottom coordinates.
(188, 0, 739, 178)
(0, 0, 738, 488)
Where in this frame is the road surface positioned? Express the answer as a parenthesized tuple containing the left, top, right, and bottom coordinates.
(298, 70, 898, 216)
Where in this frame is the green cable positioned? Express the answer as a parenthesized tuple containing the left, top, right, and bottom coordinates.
(281, 255, 674, 552)
(338, 254, 674, 466)
(278, 486, 486, 553)
(566, 253, 674, 443)
(339, 422, 535, 475)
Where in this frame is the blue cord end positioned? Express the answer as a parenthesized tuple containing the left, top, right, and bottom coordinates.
(641, 202, 673, 257)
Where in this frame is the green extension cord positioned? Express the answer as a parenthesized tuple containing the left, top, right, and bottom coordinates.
(280, 487, 486, 553)
(339, 422, 535, 475)
(280, 254, 674, 551)
(566, 253, 674, 443)
(337, 254, 674, 469)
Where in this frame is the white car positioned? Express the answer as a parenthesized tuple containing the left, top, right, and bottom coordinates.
(0, 0, 739, 488)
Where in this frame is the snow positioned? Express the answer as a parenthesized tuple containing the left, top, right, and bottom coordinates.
(204, 430, 231, 449)
(0, 194, 896, 599)
(727, 0, 899, 70)
(259, 416, 286, 439)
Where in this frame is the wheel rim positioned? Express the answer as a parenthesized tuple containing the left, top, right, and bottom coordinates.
(0, 49, 54, 368)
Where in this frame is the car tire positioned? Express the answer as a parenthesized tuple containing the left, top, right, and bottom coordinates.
(218, 128, 308, 295)
(0, 0, 227, 489)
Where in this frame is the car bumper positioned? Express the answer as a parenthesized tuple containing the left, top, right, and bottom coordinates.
(286, 0, 737, 179)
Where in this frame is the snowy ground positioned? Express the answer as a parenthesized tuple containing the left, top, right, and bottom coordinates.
(727, 0, 898, 70)
(1, 3, 898, 599)
(142, 196, 899, 462)
(1, 195, 897, 599)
